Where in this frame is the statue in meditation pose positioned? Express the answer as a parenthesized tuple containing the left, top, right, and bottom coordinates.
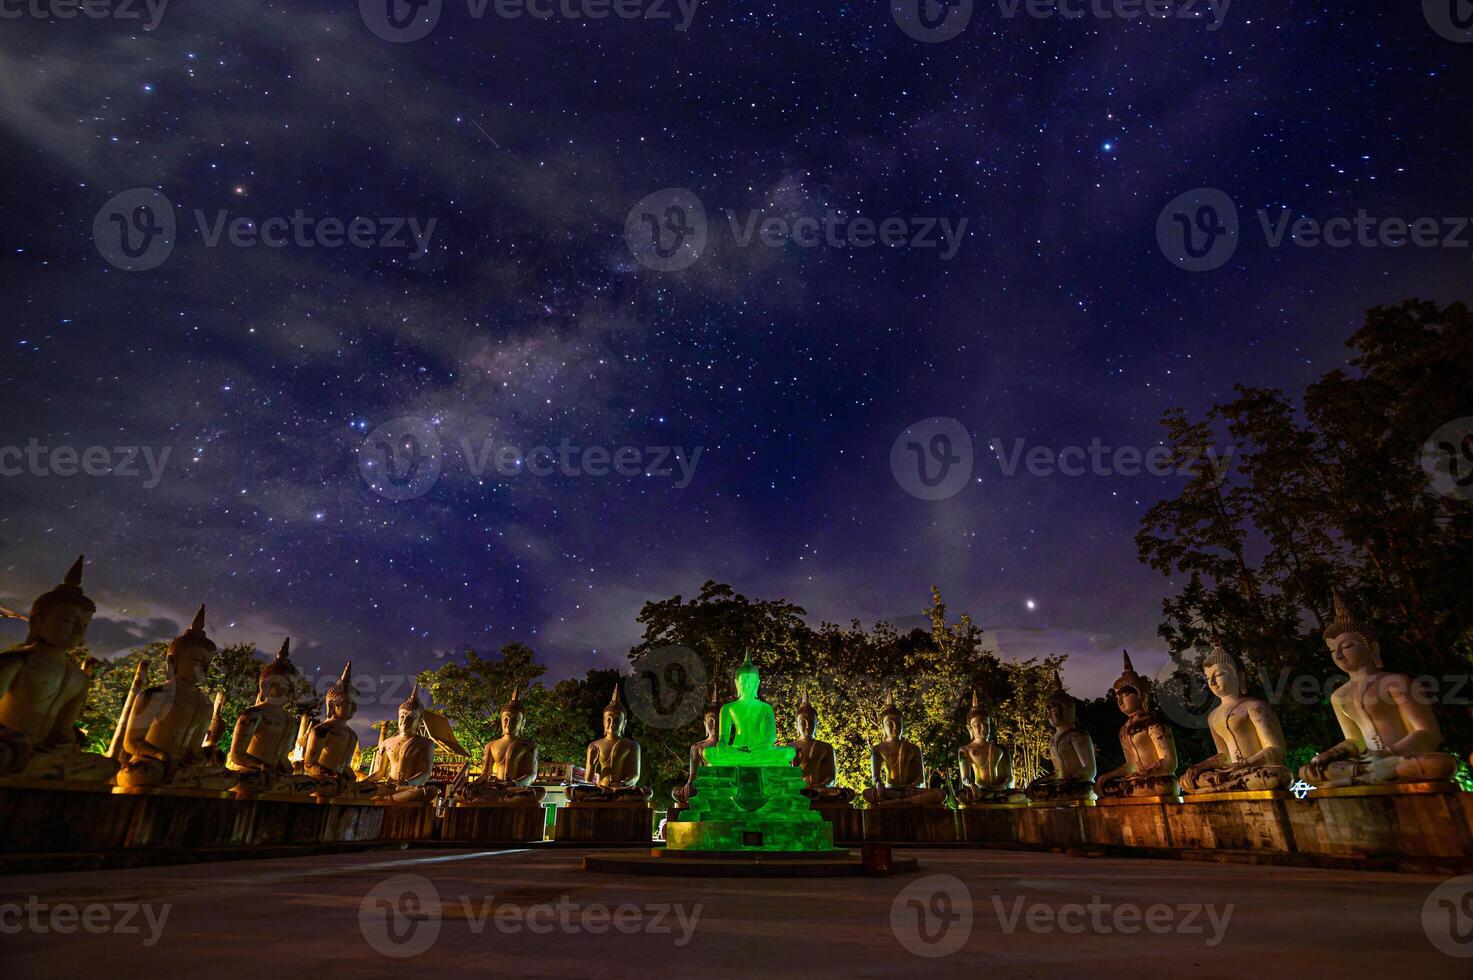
(957, 691, 1024, 804)
(458, 686, 545, 804)
(0, 556, 118, 782)
(567, 685, 650, 803)
(1096, 650, 1180, 799)
(226, 638, 321, 793)
(303, 661, 377, 797)
(671, 683, 721, 811)
(116, 606, 239, 790)
(862, 692, 945, 807)
(1299, 593, 1457, 789)
(785, 690, 855, 804)
(371, 684, 440, 803)
(1181, 635, 1291, 794)
(1025, 673, 1097, 802)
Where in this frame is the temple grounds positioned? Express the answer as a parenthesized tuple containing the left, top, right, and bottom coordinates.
(3, 846, 1469, 977)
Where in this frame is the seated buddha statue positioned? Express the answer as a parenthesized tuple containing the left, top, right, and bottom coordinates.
(784, 690, 855, 804)
(116, 605, 239, 790)
(1299, 593, 1457, 789)
(1025, 672, 1097, 802)
(566, 686, 651, 803)
(706, 654, 796, 768)
(0, 556, 119, 783)
(862, 692, 945, 807)
(671, 683, 721, 811)
(957, 691, 1025, 804)
(371, 684, 440, 803)
(226, 638, 322, 794)
(303, 661, 377, 797)
(1181, 634, 1291, 794)
(458, 686, 545, 804)
(1096, 650, 1180, 799)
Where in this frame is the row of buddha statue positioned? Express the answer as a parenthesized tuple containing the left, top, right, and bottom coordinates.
(0, 558, 1465, 810)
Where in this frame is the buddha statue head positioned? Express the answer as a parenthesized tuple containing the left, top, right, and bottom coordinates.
(795, 689, 818, 740)
(325, 662, 357, 722)
(1112, 650, 1152, 715)
(167, 605, 216, 684)
(501, 685, 526, 738)
(1045, 671, 1076, 728)
(397, 683, 426, 736)
(878, 690, 904, 740)
(602, 684, 628, 738)
(966, 690, 993, 742)
(259, 637, 302, 706)
(733, 652, 760, 700)
(1203, 632, 1246, 700)
(1324, 592, 1382, 672)
(27, 555, 95, 650)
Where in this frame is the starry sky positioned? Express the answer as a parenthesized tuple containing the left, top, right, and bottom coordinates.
(2, 1, 1470, 726)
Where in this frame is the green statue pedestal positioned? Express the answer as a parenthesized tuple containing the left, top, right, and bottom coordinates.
(664, 762, 841, 853)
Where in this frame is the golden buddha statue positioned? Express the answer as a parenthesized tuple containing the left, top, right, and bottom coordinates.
(303, 661, 377, 797)
(1181, 635, 1291, 794)
(116, 605, 239, 790)
(1096, 650, 1180, 799)
(371, 683, 440, 802)
(862, 691, 945, 807)
(226, 638, 321, 794)
(671, 683, 721, 811)
(957, 691, 1024, 804)
(1025, 672, 1097, 802)
(567, 685, 651, 803)
(0, 556, 119, 782)
(784, 690, 855, 804)
(458, 686, 545, 804)
(1299, 594, 1457, 788)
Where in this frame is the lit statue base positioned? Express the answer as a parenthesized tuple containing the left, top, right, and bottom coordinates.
(554, 801, 653, 842)
(665, 764, 841, 854)
(958, 800, 1029, 843)
(443, 800, 546, 842)
(862, 804, 957, 843)
(373, 799, 440, 841)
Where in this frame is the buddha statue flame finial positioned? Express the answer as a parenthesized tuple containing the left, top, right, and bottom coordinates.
(1324, 591, 1376, 646)
(326, 661, 354, 709)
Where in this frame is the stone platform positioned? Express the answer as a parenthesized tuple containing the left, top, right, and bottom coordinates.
(812, 803, 864, 844)
(441, 801, 545, 843)
(582, 847, 901, 877)
(863, 804, 957, 842)
(553, 802, 653, 842)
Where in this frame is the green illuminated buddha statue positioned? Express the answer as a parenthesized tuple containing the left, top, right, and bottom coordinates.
(863, 691, 946, 807)
(785, 690, 855, 805)
(371, 683, 440, 803)
(1025, 672, 1097, 802)
(957, 691, 1024, 804)
(226, 638, 322, 794)
(1181, 634, 1291, 794)
(0, 556, 119, 783)
(1096, 651, 1180, 799)
(458, 686, 545, 803)
(671, 683, 721, 812)
(705, 654, 795, 768)
(1299, 594, 1457, 789)
(116, 606, 239, 790)
(567, 686, 651, 803)
(303, 661, 377, 797)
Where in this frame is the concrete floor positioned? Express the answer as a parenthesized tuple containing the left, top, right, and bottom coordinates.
(2, 847, 1468, 978)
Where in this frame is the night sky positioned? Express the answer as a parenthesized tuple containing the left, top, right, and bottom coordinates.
(2, 1, 1470, 727)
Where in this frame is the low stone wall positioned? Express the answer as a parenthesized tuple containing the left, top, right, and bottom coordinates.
(442, 802, 545, 843)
